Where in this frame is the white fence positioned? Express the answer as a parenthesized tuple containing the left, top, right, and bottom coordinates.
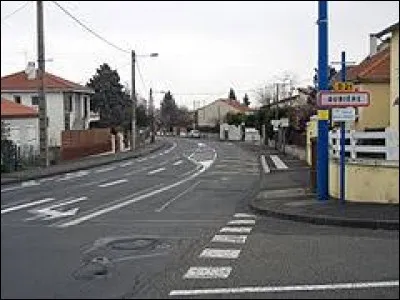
(329, 128, 399, 161)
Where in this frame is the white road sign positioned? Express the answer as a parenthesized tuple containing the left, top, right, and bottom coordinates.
(332, 107, 356, 122)
(318, 91, 370, 107)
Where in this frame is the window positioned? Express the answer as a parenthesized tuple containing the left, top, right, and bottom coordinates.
(84, 96, 88, 118)
(68, 95, 73, 112)
(14, 95, 21, 104)
(31, 96, 39, 106)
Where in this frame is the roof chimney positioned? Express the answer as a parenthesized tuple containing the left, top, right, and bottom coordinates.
(369, 34, 378, 56)
(25, 61, 36, 80)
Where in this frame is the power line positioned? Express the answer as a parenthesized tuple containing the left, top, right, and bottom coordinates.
(136, 60, 147, 95)
(51, 1, 130, 54)
(1, 1, 30, 24)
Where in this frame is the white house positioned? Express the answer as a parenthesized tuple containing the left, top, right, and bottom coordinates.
(1, 97, 39, 155)
(1, 63, 96, 147)
(196, 99, 254, 128)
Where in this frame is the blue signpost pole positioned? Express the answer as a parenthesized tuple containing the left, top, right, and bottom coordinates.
(340, 51, 346, 204)
(317, 0, 329, 201)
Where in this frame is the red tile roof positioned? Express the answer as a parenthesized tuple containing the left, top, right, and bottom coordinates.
(218, 99, 253, 112)
(333, 47, 390, 83)
(1, 98, 38, 118)
(1, 70, 93, 93)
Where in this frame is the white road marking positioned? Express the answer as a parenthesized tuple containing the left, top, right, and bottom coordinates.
(199, 249, 241, 259)
(39, 177, 57, 183)
(137, 157, 147, 162)
(173, 160, 183, 166)
(95, 166, 116, 173)
(124, 165, 154, 176)
(228, 219, 255, 225)
(56, 146, 217, 228)
(21, 180, 40, 187)
(149, 155, 157, 159)
(233, 213, 256, 218)
(164, 142, 177, 154)
(1, 198, 55, 215)
(260, 155, 270, 173)
(98, 179, 128, 187)
(155, 181, 201, 212)
(270, 155, 288, 169)
(120, 161, 133, 167)
(1, 186, 22, 193)
(147, 167, 166, 175)
(57, 170, 90, 181)
(211, 235, 247, 244)
(220, 227, 252, 233)
(183, 267, 232, 279)
(169, 280, 400, 296)
(39, 196, 87, 210)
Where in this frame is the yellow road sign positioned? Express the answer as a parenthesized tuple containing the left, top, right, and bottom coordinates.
(333, 81, 354, 92)
(318, 110, 329, 120)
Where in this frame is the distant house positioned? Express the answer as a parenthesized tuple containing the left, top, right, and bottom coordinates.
(331, 41, 391, 131)
(196, 99, 254, 128)
(1, 97, 39, 154)
(1, 63, 97, 147)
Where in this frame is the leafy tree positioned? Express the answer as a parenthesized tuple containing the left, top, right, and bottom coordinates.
(225, 112, 245, 126)
(86, 63, 132, 130)
(160, 91, 179, 130)
(228, 88, 237, 101)
(243, 93, 250, 106)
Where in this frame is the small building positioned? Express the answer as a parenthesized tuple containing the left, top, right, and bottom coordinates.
(1, 97, 39, 155)
(196, 99, 254, 128)
(1, 63, 96, 147)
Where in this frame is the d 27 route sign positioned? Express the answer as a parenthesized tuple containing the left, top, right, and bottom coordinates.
(317, 91, 370, 107)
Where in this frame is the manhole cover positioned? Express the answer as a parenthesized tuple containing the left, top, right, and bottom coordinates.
(110, 238, 157, 250)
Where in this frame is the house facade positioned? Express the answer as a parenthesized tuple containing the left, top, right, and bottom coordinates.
(196, 99, 253, 128)
(1, 64, 95, 147)
(1, 98, 39, 154)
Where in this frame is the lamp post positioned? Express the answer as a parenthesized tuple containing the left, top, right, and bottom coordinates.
(131, 51, 158, 151)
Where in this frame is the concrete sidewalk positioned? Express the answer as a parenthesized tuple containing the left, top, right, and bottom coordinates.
(239, 142, 399, 230)
(1, 140, 168, 186)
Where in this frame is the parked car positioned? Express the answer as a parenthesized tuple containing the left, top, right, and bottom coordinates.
(188, 129, 201, 138)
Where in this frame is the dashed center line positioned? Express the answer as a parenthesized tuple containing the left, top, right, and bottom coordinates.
(95, 166, 116, 173)
(98, 179, 128, 187)
(147, 167, 166, 175)
(173, 160, 183, 166)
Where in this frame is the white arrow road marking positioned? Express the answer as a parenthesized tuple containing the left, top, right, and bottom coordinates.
(98, 179, 128, 188)
(56, 145, 217, 228)
(26, 197, 87, 221)
(1, 198, 55, 215)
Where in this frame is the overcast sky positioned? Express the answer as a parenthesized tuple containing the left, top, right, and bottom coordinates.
(1, 1, 399, 109)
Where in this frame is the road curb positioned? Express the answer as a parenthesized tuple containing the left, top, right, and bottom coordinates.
(1, 141, 169, 186)
(250, 198, 399, 231)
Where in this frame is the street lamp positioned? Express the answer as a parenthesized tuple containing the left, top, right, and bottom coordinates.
(131, 51, 159, 151)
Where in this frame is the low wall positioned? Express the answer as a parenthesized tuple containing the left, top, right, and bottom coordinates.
(329, 159, 399, 204)
(61, 128, 112, 161)
(267, 139, 306, 161)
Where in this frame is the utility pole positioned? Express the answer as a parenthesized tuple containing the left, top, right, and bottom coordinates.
(317, 0, 329, 201)
(37, 1, 48, 167)
(274, 83, 279, 149)
(149, 88, 155, 143)
(131, 50, 136, 151)
(193, 100, 196, 130)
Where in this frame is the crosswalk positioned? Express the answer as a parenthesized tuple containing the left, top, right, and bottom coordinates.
(176, 212, 256, 283)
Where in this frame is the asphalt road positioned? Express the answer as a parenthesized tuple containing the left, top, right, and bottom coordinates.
(1, 137, 399, 299)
